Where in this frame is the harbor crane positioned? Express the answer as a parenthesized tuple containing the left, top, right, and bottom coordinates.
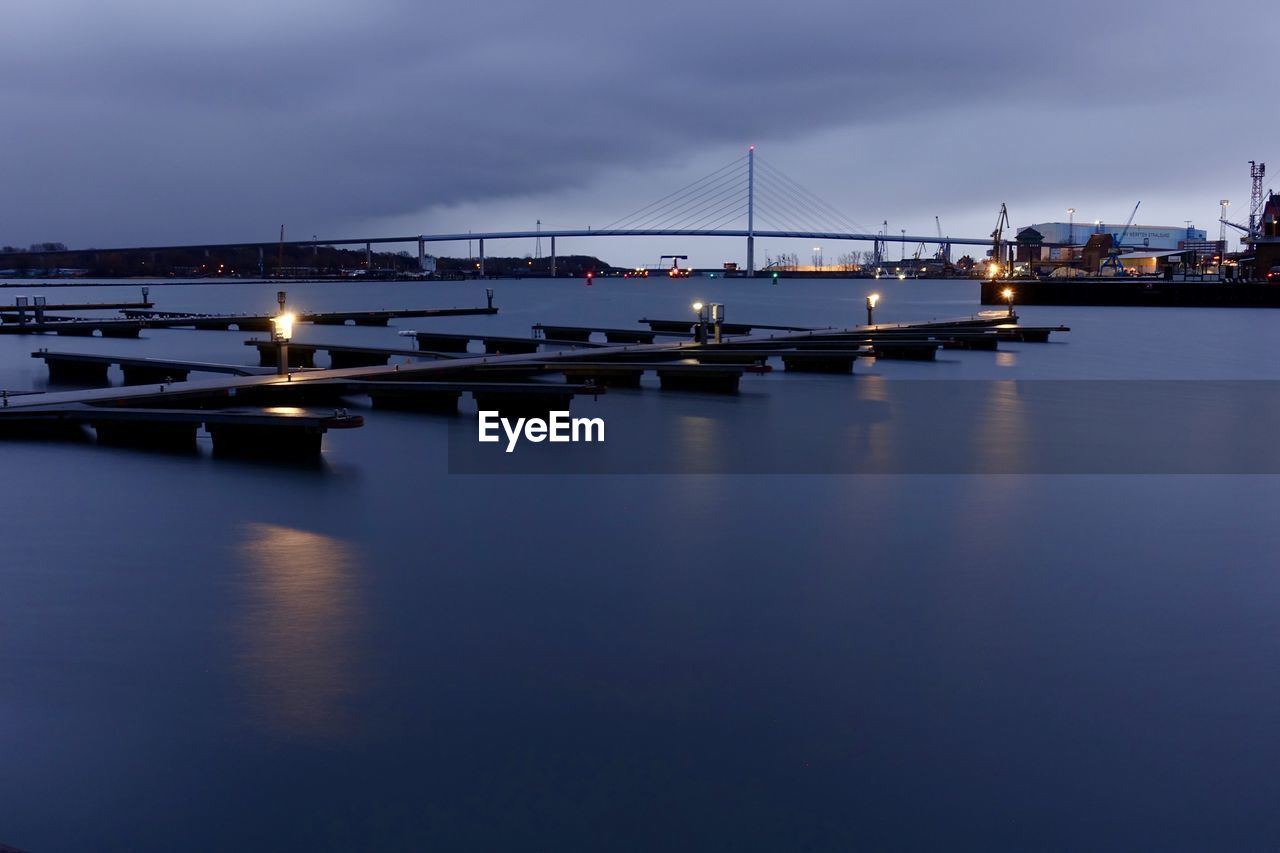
(1099, 201, 1141, 274)
(989, 203, 1010, 278)
(659, 254, 691, 277)
(1221, 162, 1268, 245)
(935, 216, 951, 263)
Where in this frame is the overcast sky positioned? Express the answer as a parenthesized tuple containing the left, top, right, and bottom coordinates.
(2, 0, 1276, 266)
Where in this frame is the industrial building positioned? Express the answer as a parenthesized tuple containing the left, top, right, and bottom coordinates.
(1024, 221, 1206, 250)
(1240, 191, 1280, 280)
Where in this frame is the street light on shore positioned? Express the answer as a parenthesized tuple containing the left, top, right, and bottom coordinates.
(866, 292, 880, 325)
(691, 301, 706, 343)
(1001, 287, 1015, 317)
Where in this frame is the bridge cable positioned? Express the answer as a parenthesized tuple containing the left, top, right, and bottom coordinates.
(597, 155, 747, 232)
(754, 171, 845, 234)
(620, 170, 747, 232)
(756, 158, 864, 233)
(754, 169, 852, 234)
(663, 180, 750, 232)
(700, 202, 752, 232)
(628, 173, 747, 232)
(756, 158, 870, 234)
(679, 195, 750, 233)
(598, 156, 744, 232)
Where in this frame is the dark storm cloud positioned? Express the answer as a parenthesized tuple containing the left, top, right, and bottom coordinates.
(0, 0, 1274, 247)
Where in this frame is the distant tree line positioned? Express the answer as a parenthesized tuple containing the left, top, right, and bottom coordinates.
(435, 254, 613, 277)
(0, 242, 616, 278)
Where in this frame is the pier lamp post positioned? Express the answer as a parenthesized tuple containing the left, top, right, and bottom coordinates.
(272, 291, 293, 376)
(272, 312, 295, 376)
(866, 293, 879, 326)
(1002, 287, 1015, 317)
(691, 301, 707, 343)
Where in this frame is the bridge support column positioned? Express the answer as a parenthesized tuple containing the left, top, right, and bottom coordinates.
(479, 239, 485, 277)
(550, 236, 556, 277)
(418, 238, 424, 269)
(366, 242, 372, 272)
(747, 236, 755, 278)
(258, 246, 264, 277)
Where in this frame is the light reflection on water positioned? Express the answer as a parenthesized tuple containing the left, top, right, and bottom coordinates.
(235, 522, 365, 738)
(9, 279, 1280, 849)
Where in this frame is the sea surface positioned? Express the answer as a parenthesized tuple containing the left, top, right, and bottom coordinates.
(2, 276, 1278, 851)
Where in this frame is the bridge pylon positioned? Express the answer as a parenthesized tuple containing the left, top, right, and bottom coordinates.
(747, 145, 755, 277)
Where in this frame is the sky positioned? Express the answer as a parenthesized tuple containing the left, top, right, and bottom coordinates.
(1, 0, 1276, 267)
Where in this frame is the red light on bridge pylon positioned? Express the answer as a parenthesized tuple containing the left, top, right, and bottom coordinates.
(586, 271, 594, 286)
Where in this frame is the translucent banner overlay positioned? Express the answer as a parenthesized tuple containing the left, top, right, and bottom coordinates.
(447, 380, 1280, 474)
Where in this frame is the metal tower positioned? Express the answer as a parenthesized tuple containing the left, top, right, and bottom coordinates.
(1249, 161, 1266, 240)
(746, 145, 755, 278)
(535, 219, 542, 259)
(1220, 200, 1230, 247)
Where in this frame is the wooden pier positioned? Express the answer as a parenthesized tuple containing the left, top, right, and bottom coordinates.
(0, 403, 362, 458)
(121, 305, 498, 329)
(413, 331, 606, 355)
(0, 298, 153, 321)
(531, 324, 675, 344)
(243, 339, 460, 369)
(0, 319, 145, 337)
(981, 278, 1280, 308)
(0, 310, 1068, 461)
(33, 350, 267, 384)
(540, 362, 761, 392)
(638, 318, 824, 335)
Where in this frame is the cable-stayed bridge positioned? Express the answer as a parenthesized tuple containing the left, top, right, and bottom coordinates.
(1, 148, 996, 275)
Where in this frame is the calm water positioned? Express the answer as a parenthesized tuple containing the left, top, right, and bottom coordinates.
(2, 277, 1279, 851)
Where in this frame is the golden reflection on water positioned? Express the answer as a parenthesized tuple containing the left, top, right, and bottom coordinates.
(236, 522, 364, 738)
(973, 379, 1031, 473)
